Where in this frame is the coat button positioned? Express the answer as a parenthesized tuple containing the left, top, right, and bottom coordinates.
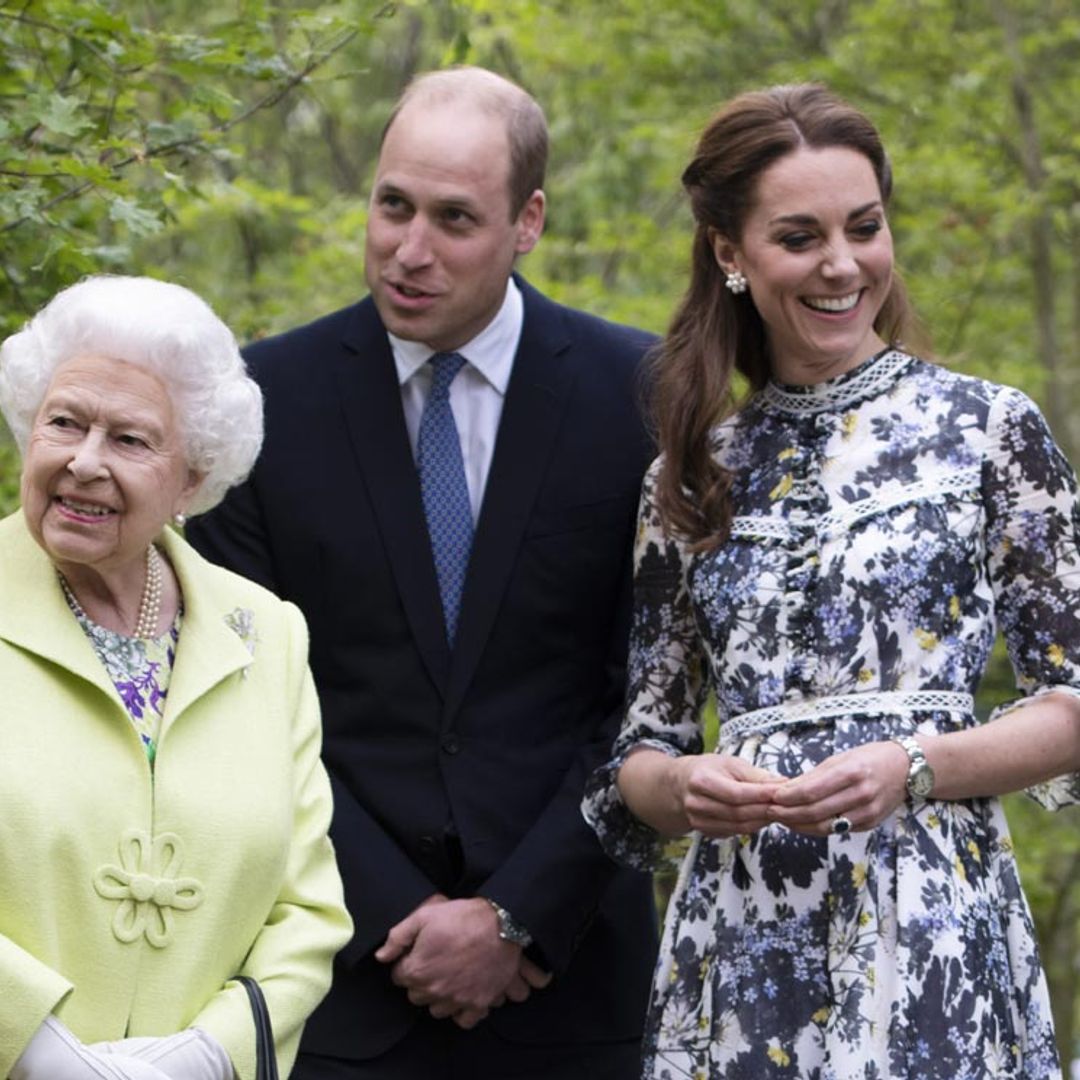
(418, 835, 437, 855)
(441, 734, 461, 755)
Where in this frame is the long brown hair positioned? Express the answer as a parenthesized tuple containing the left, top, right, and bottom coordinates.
(653, 84, 920, 549)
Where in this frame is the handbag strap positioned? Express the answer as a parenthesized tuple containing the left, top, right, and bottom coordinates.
(235, 975, 279, 1080)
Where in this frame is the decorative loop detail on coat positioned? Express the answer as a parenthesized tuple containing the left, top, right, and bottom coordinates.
(94, 829, 204, 947)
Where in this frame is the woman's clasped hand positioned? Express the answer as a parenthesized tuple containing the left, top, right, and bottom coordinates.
(10, 1016, 232, 1080)
(659, 740, 910, 839)
(764, 740, 909, 836)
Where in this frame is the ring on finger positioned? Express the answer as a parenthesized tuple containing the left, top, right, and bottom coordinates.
(830, 815, 852, 836)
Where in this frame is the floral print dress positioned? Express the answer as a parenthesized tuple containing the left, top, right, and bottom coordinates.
(583, 349, 1080, 1079)
(63, 591, 181, 767)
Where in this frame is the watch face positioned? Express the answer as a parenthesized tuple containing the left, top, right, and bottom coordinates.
(499, 921, 531, 946)
(909, 765, 935, 798)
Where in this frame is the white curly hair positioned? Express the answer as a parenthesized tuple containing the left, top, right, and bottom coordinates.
(0, 275, 263, 515)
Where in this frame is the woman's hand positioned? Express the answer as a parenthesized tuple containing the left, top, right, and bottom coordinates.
(674, 753, 786, 838)
(90, 1028, 233, 1080)
(767, 740, 909, 835)
(11, 1017, 172, 1080)
(616, 747, 784, 838)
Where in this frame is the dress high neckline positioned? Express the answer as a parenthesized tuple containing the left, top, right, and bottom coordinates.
(761, 347, 915, 415)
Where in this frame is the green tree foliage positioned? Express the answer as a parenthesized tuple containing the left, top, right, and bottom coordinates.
(1, 0, 1079, 1059)
(0, 0, 370, 337)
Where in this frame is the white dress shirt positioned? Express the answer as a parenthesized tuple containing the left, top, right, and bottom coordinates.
(391, 280, 524, 522)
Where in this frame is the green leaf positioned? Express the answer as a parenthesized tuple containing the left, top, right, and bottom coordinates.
(108, 197, 163, 236)
(35, 94, 92, 138)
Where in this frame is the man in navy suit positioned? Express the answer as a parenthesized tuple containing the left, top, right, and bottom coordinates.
(187, 66, 657, 1079)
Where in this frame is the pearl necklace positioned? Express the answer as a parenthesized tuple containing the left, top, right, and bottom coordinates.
(59, 544, 165, 640)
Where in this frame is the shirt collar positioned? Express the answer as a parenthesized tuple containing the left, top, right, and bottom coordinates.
(390, 279, 523, 395)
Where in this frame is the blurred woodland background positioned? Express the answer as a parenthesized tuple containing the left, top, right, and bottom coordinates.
(1, 0, 1078, 1062)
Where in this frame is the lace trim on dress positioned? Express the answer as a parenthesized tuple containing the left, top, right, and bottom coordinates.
(761, 349, 914, 414)
(727, 516, 792, 542)
(718, 689, 974, 747)
(728, 467, 983, 543)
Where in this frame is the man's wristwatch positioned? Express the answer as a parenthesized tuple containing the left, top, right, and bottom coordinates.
(892, 735, 935, 798)
(485, 898, 533, 947)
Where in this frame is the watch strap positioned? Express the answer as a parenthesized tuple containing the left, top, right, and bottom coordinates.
(892, 734, 934, 797)
(484, 898, 533, 947)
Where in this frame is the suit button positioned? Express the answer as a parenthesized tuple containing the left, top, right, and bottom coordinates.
(441, 734, 460, 755)
(418, 835, 437, 855)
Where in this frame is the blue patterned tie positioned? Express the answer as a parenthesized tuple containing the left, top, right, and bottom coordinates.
(417, 351, 473, 643)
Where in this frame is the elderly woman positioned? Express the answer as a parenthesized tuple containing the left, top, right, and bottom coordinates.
(584, 85, 1080, 1077)
(0, 276, 351, 1080)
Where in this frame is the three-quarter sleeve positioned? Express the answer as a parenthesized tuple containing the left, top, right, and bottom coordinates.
(582, 461, 711, 869)
(983, 387, 1080, 808)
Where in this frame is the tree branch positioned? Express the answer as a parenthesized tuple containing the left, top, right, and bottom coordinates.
(0, 26, 359, 238)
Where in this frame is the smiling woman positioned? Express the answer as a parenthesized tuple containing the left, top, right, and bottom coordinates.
(21, 355, 203, 632)
(707, 146, 895, 385)
(583, 84, 1080, 1078)
(0, 276, 351, 1080)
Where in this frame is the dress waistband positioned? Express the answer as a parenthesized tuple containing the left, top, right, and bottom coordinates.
(719, 689, 974, 747)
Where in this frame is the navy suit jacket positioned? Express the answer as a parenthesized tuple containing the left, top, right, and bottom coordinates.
(187, 278, 659, 1058)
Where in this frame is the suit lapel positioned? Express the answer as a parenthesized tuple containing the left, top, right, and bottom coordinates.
(444, 285, 576, 718)
(334, 302, 451, 691)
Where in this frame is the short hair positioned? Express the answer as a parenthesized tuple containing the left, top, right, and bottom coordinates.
(0, 275, 263, 515)
(382, 66, 548, 220)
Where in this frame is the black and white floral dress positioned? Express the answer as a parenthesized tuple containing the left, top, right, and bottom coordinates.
(583, 349, 1080, 1079)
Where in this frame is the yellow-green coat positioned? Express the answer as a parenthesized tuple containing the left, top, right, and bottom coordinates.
(0, 512, 352, 1079)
